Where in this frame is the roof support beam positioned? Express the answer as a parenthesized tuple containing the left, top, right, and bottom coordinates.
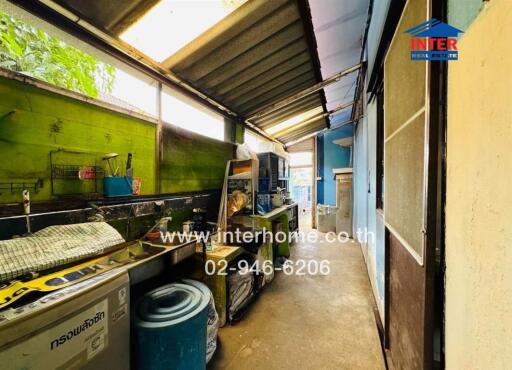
(267, 100, 355, 137)
(272, 115, 325, 138)
(246, 63, 361, 120)
(284, 117, 353, 147)
(285, 128, 326, 147)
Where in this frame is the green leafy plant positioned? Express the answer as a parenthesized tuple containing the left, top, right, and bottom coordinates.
(0, 11, 115, 98)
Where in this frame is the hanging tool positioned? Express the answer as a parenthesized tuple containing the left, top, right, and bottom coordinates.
(126, 153, 133, 177)
(102, 153, 119, 176)
(23, 190, 31, 234)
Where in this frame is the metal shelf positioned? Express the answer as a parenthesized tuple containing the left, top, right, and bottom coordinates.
(49, 149, 104, 197)
(0, 179, 43, 194)
(51, 164, 104, 180)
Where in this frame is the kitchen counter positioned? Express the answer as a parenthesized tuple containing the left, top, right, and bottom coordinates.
(250, 202, 299, 258)
(253, 203, 298, 219)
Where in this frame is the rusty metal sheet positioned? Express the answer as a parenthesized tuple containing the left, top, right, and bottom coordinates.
(54, 0, 159, 34)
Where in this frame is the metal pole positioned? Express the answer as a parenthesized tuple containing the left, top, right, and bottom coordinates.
(156, 82, 162, 194)
(268, 101, 355, 138)
(246, 64, 361, 121)
(284, 115, 356, 147)
(312, 136, 317, 229)
(23, 190, 31, 234)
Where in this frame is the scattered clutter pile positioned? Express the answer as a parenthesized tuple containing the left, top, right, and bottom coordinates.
(228, 268, 254, 322)
(0, 143, 297, 369)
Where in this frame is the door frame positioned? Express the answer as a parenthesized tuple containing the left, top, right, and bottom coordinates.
(382, 0, 447, 368)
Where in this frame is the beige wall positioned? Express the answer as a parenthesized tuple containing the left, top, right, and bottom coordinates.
(446, 1, 512, 369)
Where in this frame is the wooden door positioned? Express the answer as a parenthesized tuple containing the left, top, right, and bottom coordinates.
(383, 0, 443, 368)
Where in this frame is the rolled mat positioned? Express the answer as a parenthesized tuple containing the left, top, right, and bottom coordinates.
(183, 279, 219, 364)
(134, 282, 210, 370)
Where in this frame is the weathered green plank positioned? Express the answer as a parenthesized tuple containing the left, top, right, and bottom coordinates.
(0, 74, 234, 204)
(0, 76, 156, 203)
(160, 124, 233, 193)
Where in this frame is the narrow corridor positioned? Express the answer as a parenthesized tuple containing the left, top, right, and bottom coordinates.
(208, 231, 385, 370)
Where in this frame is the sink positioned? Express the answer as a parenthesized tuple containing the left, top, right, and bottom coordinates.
(142, 232, 199, 265)
(125, 232, 201, 285)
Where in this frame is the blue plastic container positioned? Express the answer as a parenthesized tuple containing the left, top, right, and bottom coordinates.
(103, 176, 132, 197)
(257, 193, 271, 213)
(134, 282, 210, 370)
(258, 178, 270, 193)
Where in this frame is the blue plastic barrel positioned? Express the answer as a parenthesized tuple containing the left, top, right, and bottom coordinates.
(134, 282, 210, 370)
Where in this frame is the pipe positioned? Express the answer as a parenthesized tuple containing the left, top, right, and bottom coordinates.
(285, 129, 327, 147)
(23, 190, 31, 234)
(246, 63, 361, 121)
(351, 0, 373, 121)
(284, 116, 357, 147)
(269, 101, 355, 138)
(243, 119, 283, 144)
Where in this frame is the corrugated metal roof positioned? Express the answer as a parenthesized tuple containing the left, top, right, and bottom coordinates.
(309, 0, 369, 126)
(54, 0, 160, 34)
(52, 0, 348, 144)
(162, 0, 327, 144)
(276, 119, 327, 142)
(253, 94, 323, 129)
(287, 137, 314, 152)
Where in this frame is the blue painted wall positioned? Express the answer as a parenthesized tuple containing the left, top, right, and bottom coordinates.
(365, 99, 385, 306)
(316, 135, 324, 203)
(316, 124, 353, 205)
(353, 98, 385, 321)
(367, 0, 392, 78)
(353, 119, 368, 238)
(330, 109, 352, 127)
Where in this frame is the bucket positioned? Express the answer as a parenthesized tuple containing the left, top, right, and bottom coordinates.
(317, 204, 338, 233)
(134, 282, 210, 370)
(103, 176, 132, 197)
(132, 176, 142, 195)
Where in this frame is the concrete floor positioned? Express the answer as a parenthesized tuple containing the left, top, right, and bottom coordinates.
(208, 230, 386, 370)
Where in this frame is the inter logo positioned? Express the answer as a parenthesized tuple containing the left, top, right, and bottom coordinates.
(406, 18, 464, 61)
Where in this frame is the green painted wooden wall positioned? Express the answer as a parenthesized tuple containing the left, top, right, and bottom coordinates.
(160, 124, 234, 193)
(0, 75, 234, 204)
(0, 76, 156, 203)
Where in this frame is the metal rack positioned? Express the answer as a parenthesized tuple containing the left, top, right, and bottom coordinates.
(0, 179, 44, 194)
(51, 164, 104, 180)
(49, 149, 104, 197)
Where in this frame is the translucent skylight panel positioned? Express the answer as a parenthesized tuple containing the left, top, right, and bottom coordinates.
(120, 0, 247, 62)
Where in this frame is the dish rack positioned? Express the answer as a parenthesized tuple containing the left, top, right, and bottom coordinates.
(49, 149, 104, 197)
(51, 164, 104, 180)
